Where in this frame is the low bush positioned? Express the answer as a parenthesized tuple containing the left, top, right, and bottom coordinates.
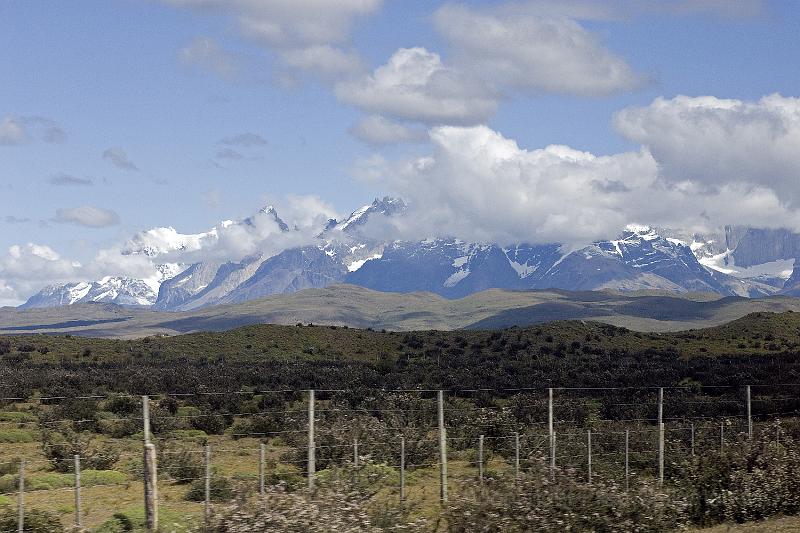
(0, 429, 36, 443)
(0, 411, 35, 423)
(202, 485, 426, 532)
(444, 466, 687, 532)
(159, 446, 204, 484)
(674, 423, 800, 525)
(40, 429, 120, 472)
(0, 505, 62, 532)
(185, 475, 233, 502)
(0, 458, 19, 477)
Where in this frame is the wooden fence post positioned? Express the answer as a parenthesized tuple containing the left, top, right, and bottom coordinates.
(17, 459, 24, 533)
(587, 430, 592, 484)
(142, 395, 158, 531)
(720, 420, 725, 451)
(478, 434, 484, 484)
(204, 445, 211, 524)
(658, 422, 665, 486)
(259, 443, 266, 496)
(142, 395, 150, 445)
(74, 454, 82, 528)
(144, 443, 158, 531)
(548, 388, 555, 479)
(308, 389, 316, 492)
(400, 436, 406, 502)
(624, 429, 630, 492)
(658, 388, 664, 485)
(746, 385, 753, 439)
(438, 390, 448, 503)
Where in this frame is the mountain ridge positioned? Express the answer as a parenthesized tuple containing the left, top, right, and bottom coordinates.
(19, 198, 800, 309)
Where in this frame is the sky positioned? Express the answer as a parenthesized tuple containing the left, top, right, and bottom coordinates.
(2, 0, 800, 305)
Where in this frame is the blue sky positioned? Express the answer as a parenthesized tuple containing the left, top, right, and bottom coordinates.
(2, 0, 800, 304)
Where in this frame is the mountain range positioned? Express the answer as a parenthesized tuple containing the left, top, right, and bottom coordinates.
(19, 197, 800, 310)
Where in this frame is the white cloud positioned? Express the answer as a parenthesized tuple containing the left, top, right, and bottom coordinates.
(1, 193, 344, 303)
(0, 243, 81, 303)
(0, 280, 19, 307)
(336, 47, 497, 125)
(0, 115, 66, 145)
(179, 37, 239, 79)
(283, 194, 340, 229)
(54, 207, 121, 228)
(495, 0, 764, 21)
(365, 124, 800, 246)
(102, 147, 138, 171)
(433, 4, 644, 97)
(614, 94, 800, 206)
(165, 0, 381, 78)
(0, 117, 26, 145)
(281, 45, 363, 78)
(348, 115, 426, 145)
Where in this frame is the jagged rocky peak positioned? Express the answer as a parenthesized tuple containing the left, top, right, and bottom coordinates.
(21, 277, 156, 308)
(337, 196, 406, 232)
(244, 205, 290, 231)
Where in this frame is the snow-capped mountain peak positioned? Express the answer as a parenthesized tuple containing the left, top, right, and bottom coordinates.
(336, 197, 406, 232)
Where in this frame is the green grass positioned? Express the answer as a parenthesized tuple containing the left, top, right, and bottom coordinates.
(0, 470, 127, 493)
(0, 429, 36, 443)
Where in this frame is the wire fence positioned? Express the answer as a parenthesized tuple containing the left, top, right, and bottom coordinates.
(1, 384, 799, 530)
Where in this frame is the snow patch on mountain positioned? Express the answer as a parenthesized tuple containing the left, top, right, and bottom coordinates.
(444, 268, 470, 287)
(347, 253, 383, 272)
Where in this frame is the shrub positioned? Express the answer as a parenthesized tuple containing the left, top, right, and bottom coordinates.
(96, 512, 138, 533)
(0, 411, 35, 423)
(159, 446, 204, 484)
(0, 429, 35, 443)
(185, 475, 233, 502)
(202, 485, 426, 532)
(0, 505, 62, 533)
(0, 458, 20, 477)
(40, 430, 119, 472)
(444, 466, 687, 532)
(673, 424, 800, 525)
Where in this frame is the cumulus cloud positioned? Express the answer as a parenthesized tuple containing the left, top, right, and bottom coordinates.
(165, 0, 380, 78)
(433, 4, 645, 97)
(47, 173, 93, 186)
(102, 147, 138, 171)
(0, 280, 18, 307)
(53, 207, 121, 228)
(281, 45, 363, 78)
(363, 124, 800, 246)
(348, 115, 426, 145)
(0, 115, 66, 145)
(0, 243, 81, 303)
(179, 37, 239, 79)
(614, 94, 800, 205)
(495, 0, 764, 21)
(336, 47, 497, 125)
